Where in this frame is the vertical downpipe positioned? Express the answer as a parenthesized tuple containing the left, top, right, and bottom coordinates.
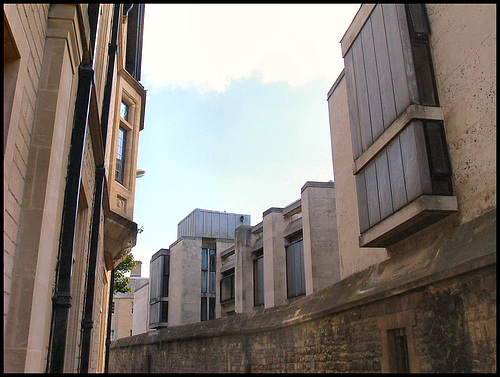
(48, 62, 94, 373)
(79, 3, 121, 373)
(104, 269, 115, 373)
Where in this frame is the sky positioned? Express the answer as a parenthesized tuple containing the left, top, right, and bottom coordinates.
(132, 4, 360, 277)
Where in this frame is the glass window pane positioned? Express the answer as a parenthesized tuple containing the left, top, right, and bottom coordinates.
(201, 271, 207, 293)
(120, 101, 129, 121)
(209, 271, 216, 294)
(201, 248, 208, 270)
(115, 127, 127, 183)
(209, 249, 216, 271)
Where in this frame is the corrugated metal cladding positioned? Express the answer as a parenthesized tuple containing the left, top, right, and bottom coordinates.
(177, 209, 251, 239)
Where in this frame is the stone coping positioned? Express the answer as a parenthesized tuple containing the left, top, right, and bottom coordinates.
(112, 209, 495, 349)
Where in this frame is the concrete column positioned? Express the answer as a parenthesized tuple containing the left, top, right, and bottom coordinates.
(234, 226, 253, 314)
(262, 208, 287, 308)
(301, 181, 341, 295)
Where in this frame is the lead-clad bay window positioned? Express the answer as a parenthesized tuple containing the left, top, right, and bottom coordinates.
(286, 232, 306, 299)
(220, 268, 235, 303)
(344, 4, 455, 246)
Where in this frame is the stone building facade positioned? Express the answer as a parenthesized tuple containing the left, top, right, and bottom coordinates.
(109, 3, 495, 373)
(4, 4, 146, 373)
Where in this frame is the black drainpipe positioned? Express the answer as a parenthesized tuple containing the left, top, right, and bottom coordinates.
(79, 3, 121, 373)
(104, 269, 115, 373)
(48, 61, 94, 373)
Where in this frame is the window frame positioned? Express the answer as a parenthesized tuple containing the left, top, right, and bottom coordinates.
(378, 311, 420, 373)
(253, 250, 264, 307)
(200, 246, 216, 321)
(115, 126, 128, 185)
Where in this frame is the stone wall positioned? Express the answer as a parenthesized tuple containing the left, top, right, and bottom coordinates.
(110, 264, 495, 373)
(109, 210, 496, 373)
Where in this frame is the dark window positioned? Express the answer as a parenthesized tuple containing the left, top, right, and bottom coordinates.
(220, 268, 235, 303)
(253, 251, 264, 306)
(200, 297, 207, 321)
(388, 328, 410, 373)
(209, 249, 216, 294)
(286, 233, 306, 299)
(423, 121, 453, 195)
(201, 248, 208, 293)
(201, 247, 216, 321)
(87, 4, 100, 56)
(209, 297, 216, 320)
(115, 127, 127, 184)
(162, 254, 170, 297)
(125, 4, 145, 80)
(160, 301, 168, 323)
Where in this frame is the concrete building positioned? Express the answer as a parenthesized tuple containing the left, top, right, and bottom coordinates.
(232, 181, 339, 315)
(4, 4, 146, 373)
(148, 183, 340, 328)
(109, 4, 495, 373)
(132, 278, 150, 335)
(149, 210, 251, 328)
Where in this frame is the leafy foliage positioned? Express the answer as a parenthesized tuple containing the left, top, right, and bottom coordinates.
(113, 253, 137, 294)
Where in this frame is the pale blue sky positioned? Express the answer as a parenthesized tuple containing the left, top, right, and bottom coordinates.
(132, 4, 360, 276)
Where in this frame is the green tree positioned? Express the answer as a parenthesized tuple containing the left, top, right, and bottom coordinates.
(113, 252, 137, 294)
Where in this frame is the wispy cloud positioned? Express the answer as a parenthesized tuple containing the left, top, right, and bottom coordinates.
(142, 4, 360, 92)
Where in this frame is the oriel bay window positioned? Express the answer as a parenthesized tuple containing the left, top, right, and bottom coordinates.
(286, 232, 306, 299)
(343, 4, 456, 247)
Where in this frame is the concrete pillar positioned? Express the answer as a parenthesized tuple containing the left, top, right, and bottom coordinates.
(262, 208, 287, 308)
(234, 226, 253, 314)
(301, 181, 341, 295)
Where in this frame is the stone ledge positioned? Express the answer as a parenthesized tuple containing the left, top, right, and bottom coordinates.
(359, 195, 458, 247)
